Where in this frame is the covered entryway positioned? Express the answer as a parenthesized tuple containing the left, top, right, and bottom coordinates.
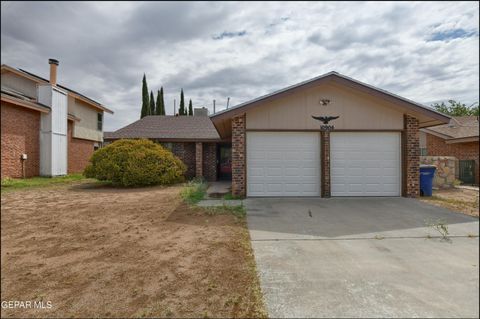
(330, 132, 401, 196)
(246, 132, 320, 197)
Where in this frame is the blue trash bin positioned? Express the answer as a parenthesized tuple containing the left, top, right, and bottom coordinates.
(420, 165, 436, 196)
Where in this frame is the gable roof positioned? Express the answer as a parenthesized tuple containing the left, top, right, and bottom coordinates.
(422, 116, 479, 143)
(210, 71, 450, 127)
(1, 64, 113, 114)
(104, 116, 221, 141)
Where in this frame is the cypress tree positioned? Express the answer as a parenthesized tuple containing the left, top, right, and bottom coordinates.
(156, 87, 165, 115)
(149, 91, 155, 116)
(188, 99, 193, 116)
(179, 89, 185, 115)
(141, 74, 149, 118)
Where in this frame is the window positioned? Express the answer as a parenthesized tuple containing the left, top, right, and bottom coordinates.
(420, 147, 427, 156)
(97, 113, 103, 131)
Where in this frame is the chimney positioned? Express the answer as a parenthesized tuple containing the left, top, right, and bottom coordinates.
(48, 58, 59, 86)
(194, 107, 209, 117)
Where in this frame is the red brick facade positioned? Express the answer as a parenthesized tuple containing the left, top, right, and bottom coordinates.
(1, 102, 40, 178)
(171, 142, 196, 179)
(202, 143, 217, 182)
(232, 114, 246, 197)
(195, 142, 203, 178)
(426, 133, 479, 184)
(404, 114, 420, 197)
(67, 121, 95, 174)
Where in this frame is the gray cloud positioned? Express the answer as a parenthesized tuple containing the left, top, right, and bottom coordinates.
(1, 1, 479, 131)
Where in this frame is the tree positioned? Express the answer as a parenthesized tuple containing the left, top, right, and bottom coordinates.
(156, 87, 165, 115)
(141, 74, 149, 118)
(431, 100, 479, 116)
(149, 91, 155, 115)
(178, 89, 186, 115)
(188, 99, 193, 116)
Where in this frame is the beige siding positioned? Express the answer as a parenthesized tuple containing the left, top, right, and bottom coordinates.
(246, 83, 404, 130)
(69, 99, 103, 142)
(1, 72, 37, 98)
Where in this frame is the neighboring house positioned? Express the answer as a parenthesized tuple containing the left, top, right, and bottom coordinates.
(420, 116, 479, 185)
(1, 59, 113, 178)
(107, 71, 450, 198)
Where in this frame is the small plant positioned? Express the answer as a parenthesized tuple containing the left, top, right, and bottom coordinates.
(223, 192, 243, 200)
(181, 180, 207, 204)
(374, 234, 384, 240)
(206, 204, 246, 218)
(453, 179, 462, 187)
(425, 218, 451, 242)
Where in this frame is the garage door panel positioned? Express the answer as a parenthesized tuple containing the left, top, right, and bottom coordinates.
(247, 132, 320, 197)
(331, 132, 401, 196)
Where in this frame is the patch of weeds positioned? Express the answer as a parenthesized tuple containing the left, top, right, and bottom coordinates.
(425, 218, 451, 242)
(1, 174, 86, 192)
(181, 180, 207, 204)
(206, 204, 246, 218)
(374, 234, 384, 240)
(223, 192, 243, 200)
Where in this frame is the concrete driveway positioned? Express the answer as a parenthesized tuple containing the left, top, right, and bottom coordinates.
(246, 197, 479, 318)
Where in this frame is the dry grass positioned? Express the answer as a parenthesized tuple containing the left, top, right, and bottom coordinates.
(420, 187, 479, 217)
(1, 181, 266, 318)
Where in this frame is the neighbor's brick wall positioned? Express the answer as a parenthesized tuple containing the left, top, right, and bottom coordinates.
(405, 114, 420, 197)
(1, 102, 40, 178)
(426, 133, 479, 184)
(67, 121, 95, 174)
(320, 131, 331, 197)
(202, 143, 217, 182)
(232, 114, 246, 197)
(172, 142, 196, 179)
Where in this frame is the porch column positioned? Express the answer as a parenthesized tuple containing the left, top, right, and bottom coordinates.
(232, 114, 246, 197)
(404, 114, 420, 197)
(195, 142, 203, 178)
(320, 131, 331, 198)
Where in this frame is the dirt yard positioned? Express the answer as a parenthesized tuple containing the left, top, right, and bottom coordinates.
(420, 187, 479, 217)
(1, 182, 265, 318)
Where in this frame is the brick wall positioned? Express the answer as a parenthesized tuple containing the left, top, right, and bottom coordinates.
(1, 102, 40, 178)
(67, 121, 95, 174)
(426, 133, 479, 184)
(195, 142, 203, 178)
(171, 142, 196, 179)
(202, 143, 217, 182)
(232, 114, 246, 197)
(404, 114, 420, 197)
(320, 131, 331, 197)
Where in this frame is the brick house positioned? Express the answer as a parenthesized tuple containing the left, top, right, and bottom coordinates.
(108, 71, 450, 198)
(103, 113, 222, 181)
(1, 59, 113, 178)
(420, 116, 479, 185)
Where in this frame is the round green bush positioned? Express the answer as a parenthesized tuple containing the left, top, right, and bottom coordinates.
(84, 139, 186, 187)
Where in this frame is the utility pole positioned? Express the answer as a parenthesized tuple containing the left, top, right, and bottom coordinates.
(213, 99, 216, 114)
(174, 99, 176, 115)
(227, 97, 230, 109)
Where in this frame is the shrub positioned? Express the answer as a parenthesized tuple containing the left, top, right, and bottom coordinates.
(84, 139, 186, 187)
(180, 180, 207, 204)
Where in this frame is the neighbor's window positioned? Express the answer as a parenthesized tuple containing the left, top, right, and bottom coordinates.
(420, 147, 427, 156)
(97, 113, 103, 131)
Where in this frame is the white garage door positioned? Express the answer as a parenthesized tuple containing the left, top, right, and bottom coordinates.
(331, 132, 401, 196)
(247, 132, 320, 197)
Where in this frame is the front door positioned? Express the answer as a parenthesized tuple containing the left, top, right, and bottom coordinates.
(217, 144, 232, 180)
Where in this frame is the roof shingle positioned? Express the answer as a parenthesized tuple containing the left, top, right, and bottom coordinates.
(425, 116, 479, 139)
(105, 116, 220, 141)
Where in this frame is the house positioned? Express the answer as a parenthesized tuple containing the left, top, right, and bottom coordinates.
(104, 113, 221, 180)
(1, 59, 114, 178)
(106, 71, 451, 198)
(420, 116, 479, 185)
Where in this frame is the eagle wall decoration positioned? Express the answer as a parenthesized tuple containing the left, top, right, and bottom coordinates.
(312, 98, 340, 131)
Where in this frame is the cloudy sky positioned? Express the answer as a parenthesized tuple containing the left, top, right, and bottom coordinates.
(1, 1, 479, 131)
